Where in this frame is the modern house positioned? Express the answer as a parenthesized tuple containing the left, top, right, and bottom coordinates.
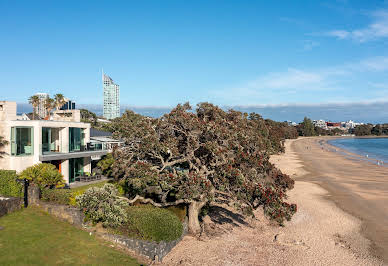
(0, 101, 108, 184)
(103, 73, 120, 120)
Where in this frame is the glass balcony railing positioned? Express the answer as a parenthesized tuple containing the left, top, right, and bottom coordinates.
(40, 142, 105, 156)
(40, 143, 62, 155)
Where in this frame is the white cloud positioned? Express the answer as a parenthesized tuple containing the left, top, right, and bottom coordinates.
(326, 10, 388, 42)
(210, 56, 388, 105)
(249, 68, 324, 90)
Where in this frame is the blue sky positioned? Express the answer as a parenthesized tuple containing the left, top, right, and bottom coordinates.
(1, 1, 388, 114)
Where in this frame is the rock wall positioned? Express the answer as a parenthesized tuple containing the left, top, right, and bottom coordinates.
(35, 201, 85, 227)
(100, 220, 188, 262)
(0, 196, 22, 217)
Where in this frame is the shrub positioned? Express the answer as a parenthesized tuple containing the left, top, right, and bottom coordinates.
(0, 170, 23, 197)
(166, 205, 187, 222)
(76, 184, 127, 227)
(19, 163, 65, 188)
(124, 205, 183, 242)
(41, 188, 71, 205)
(97, 153, 114, 177)
(69, 181, 109, 206)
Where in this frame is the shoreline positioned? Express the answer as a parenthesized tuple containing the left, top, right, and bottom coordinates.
(289, 137, 388, 264)
(160, 138, 384, 265)
(323, 138, 388, 167)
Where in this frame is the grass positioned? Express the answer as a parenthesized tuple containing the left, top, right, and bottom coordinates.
(0, 207, 140, 266)
(70, 180, 109, 193)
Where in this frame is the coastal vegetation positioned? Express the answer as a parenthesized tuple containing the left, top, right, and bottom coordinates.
(110, 102, 297, 233)
(353, 123, 388, 136)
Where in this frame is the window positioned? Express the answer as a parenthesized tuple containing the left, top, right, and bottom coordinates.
(69, 127, 83, 152)
(11, 127, 34, 156)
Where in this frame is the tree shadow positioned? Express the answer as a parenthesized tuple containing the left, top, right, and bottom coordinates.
(207, 205, 248, 227)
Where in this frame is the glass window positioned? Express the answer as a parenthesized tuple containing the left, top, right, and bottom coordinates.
(69, 127, 83, 152)
(11, 127, 34, 156)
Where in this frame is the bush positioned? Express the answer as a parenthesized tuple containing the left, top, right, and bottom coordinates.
(41, 188, 71, 205)
(19, 163, 65, 188)
(76, 184, 127, 227)
(97, 153, 114, 177)
(124, 205, 183, 242)
(69, 181, 109, 206)
(0, 170, 23, 197)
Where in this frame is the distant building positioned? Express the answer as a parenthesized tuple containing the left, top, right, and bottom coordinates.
(103, 73, 120, 120)
(313, 119, 327, 129)
(60, 98, 76, 111)
(285, 120, 297, 126)
(35, 93, 49, 118)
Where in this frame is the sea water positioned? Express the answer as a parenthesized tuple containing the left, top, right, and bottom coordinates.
(328, 138, 388, 164)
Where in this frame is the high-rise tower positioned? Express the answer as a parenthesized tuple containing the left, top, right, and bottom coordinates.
(35, 92, 49, 118)
(103, 73, 120, 119)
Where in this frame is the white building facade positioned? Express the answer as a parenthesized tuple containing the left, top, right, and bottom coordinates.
(103, 73, 120, 120)
(0, 101, 108, 184)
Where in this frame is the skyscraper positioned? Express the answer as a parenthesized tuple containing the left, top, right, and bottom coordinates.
(35, 92, 49, 118)
(103, 73, 120, 119)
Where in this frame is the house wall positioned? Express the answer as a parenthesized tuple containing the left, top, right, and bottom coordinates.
(0, 116, 92, 184)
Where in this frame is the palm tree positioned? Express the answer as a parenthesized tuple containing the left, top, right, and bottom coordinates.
(44, 96, 55, 119)
(54, 94, 66, 111)
(28, 95, 40, 120)
(0, 135, 9, 158)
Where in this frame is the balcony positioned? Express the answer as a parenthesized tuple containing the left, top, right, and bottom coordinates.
(39, 142, 108, 161)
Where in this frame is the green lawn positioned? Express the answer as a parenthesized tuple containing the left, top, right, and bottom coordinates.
(70, 180, 109, 192)
(0, 207, 141, 266)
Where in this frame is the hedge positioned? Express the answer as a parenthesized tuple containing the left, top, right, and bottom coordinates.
(0, 170, 23, 198)
(41, 188, 71, 205)
(122, 205, 183, 242)
(41, 181, 110, 206)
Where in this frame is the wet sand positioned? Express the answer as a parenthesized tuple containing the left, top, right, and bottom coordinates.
(161, 138, 384, 265)
(292, 137, 388, 263)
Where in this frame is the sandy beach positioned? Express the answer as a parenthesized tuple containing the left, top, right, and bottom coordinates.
(160, 138, 385, 265)
(292, 137, 388, 263)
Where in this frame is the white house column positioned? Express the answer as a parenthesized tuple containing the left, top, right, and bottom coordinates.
(61, 159, 70, 184)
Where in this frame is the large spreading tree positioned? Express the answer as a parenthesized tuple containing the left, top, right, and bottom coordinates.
(112, 103, 296, 234)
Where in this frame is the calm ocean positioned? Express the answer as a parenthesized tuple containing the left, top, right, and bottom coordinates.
(328, 138, 388, 164)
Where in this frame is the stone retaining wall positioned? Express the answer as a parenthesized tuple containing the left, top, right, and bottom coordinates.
(35, 201, 85, 227)
(28, 185, 187, 262)
(0, 196, 22, 217)
(100, 220, 188, 262)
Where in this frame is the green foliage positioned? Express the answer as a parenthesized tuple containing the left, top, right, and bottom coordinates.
(76, 184, 128, 227)
(257, 185, 297, 225)
(122, 205, 183, 242)
(353, 124, 379, 136)
(19, 163, 65, 188)
(69, 180, 109, 206)
(97, 153, 114, 177)
(112, 103, 296, 226)
(80, 108, 98, 125)
(166, 205, 187, 222)
(297, 117, 316, 136)
(41, 188, 71, 205)
(0, 170, 23, 197)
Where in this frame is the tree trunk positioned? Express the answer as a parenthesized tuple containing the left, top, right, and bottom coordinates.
(188, 200, 206, 235)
